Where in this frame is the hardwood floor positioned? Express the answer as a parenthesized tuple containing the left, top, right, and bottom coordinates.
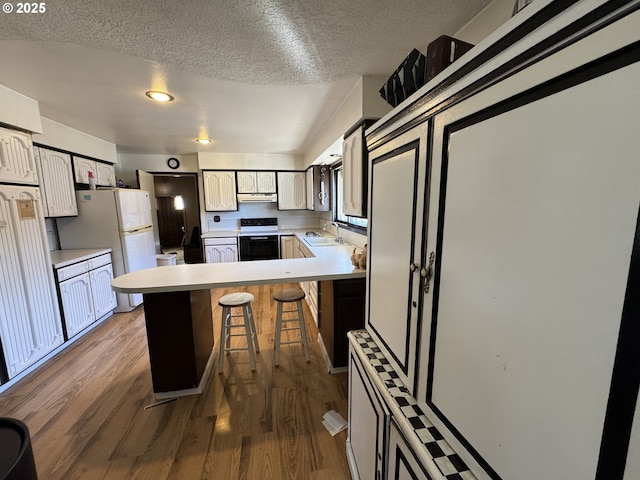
(0, 283, 351, 480)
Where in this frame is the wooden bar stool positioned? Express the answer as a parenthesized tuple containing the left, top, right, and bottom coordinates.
(218, 292, 260, 373)
(273, 287, 310, 366)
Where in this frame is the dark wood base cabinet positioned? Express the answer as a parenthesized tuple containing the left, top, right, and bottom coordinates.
(318, 278, 365, 369)
(142, 289, 213, 396)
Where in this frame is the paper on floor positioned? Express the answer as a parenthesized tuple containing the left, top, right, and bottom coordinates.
(322, 410, 347, 436)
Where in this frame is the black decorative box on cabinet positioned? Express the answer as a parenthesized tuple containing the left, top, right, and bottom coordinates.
(425, 35, 474, 81)
(379, 49, 427, 107)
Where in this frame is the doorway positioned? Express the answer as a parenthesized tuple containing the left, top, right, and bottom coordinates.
(153, 174, 201, 263)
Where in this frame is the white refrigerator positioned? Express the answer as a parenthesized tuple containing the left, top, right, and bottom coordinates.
(57, 189, 157, 312)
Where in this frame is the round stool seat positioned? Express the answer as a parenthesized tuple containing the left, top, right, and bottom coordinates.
(273, 288, 305, 303)
(0, 417, 38, 480)
(219, 292, 254, 307)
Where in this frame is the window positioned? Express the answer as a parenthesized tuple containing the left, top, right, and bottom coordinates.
(333, 164, 368, 231)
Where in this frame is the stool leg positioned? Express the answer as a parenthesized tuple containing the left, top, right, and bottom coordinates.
(274, 301, 283, 366)
(296, 300, 310, 362)
(219, 306, 229, 373)
(247, 303, 260, 353)
(243, 304, 256, 371)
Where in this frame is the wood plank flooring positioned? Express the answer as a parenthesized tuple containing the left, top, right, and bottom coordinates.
(0, 283, 351, 480)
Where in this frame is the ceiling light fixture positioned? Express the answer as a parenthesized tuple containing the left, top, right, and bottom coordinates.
(195, 138, 212, 144)
(145, 90, 174, 102)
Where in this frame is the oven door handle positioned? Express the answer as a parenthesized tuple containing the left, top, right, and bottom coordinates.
(247, 236, 271, 240)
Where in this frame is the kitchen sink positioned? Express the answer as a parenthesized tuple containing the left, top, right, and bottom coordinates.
(304, 237, 340, 246)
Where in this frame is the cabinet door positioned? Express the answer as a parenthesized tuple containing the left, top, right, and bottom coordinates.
(0, 185, 64, 378)
(205, 244, 238, 263)
(280, 235, 295, 259)
(277, 171, 306, 210)
(90, 263, 117, 319)
(256, 171, 276, 193)
(305, 167, 314, 210)
(0, 127, 37, 185)
(388, 421, 434, 480)
(236, 171, 257, 193)
(203, 171, 238, 211)
(366, 120, 430, 396)
(34, 147, 77, 217)
(60, 272, 95, 339)
(347, 348, 388, 480)
(73, 156, 97, 184)
(342, 126, 364, 217)
(95, 162, 116, 187)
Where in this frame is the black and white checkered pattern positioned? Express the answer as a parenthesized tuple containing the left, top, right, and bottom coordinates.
(352, 330, 477, 480)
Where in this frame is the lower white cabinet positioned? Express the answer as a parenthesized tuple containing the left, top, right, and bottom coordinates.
(280, 235, 295, 259)
(347, 345, 389, 480)
(56, 253, 116, 339)
(204, 237, 238, 263)
(293, 236, 317, 322)
(388, 421, 434, 480)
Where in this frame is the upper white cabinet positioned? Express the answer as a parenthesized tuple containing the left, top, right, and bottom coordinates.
(72, 156, 96, 184)
(0, 126, 38, 185)
(73, 156, 115, 187)
(237, 171, 276, 193)
(95, 162, 116, 187)
(203, 170, 238, 211)
(277, 171, 306, 210)
(34, 146, 77, 217)
(342, 119, 376, 217)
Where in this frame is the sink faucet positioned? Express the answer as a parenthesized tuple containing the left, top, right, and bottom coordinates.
(332, 222, 344, 244)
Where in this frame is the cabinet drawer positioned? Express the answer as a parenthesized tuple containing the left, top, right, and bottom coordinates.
(204, 236, 237, 246)
(57, 261, 89, 281)
(88, 253, 111, 270)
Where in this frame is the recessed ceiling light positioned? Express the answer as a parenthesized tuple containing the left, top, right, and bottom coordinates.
(145, 90, 174, 102)
(196, 138, 212, 144)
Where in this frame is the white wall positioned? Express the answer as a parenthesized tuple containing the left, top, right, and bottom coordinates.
(0, 84, 42, 133)
(197, 152, 301, 171)
(117, 153, 199, 187)
(33, 117, 118, 163)
(454, 0, 517, 43)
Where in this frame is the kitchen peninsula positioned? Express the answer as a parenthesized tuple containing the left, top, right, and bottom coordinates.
(111, 233, 365, 399)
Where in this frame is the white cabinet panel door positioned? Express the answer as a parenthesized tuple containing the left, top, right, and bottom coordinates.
(205, 245, 238, 263)
(203, 171, 238, 211)
(366, 121, 430, 396)
(0, 127, 37, 185)
(236, 171, 257, 193)
(342, 126, 364, 216)
(0, 185, 63, 378)
(73, 156, 97, 184)
(60, 272, 95, 339)
(96, 162, 116, 187)
(90, 263, 117, 319)
(277, 171, 306, 210)
(34, 147, 77, 217)
(256, 171, 276, 193)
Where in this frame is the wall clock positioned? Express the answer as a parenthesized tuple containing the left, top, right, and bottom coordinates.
(167, 157, 180, 169)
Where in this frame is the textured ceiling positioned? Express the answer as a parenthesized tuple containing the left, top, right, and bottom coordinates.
(0, 0, 493, 156)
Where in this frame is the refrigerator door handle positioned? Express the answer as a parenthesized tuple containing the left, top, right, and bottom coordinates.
(121, 225, 153, 236)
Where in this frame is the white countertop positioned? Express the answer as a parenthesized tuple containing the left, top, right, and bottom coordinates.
(112, 233, 364, 294)
(50, 248, 112, 269)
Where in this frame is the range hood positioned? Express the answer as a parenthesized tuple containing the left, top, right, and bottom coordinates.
(237, 193, 278, 203)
